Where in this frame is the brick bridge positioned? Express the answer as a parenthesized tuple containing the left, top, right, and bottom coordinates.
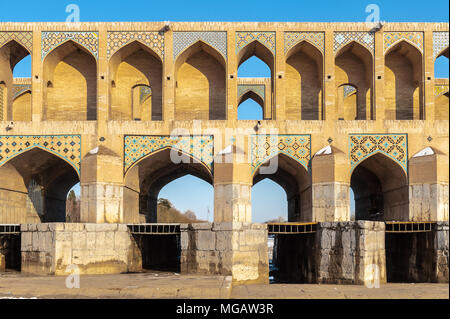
(0, 22, 448, 285)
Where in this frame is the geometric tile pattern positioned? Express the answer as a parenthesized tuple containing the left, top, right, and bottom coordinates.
(139, 86, 152, 104)
(384, 32, 423, 54)
(349, 134, 408, 174)
(0, 31, 33, 53)
(173, 31, 227, 59)
(343, 85, 357, 98)
(284, 32, 324, 54)
(435, 84, 449, 97)
(12, 84, 32, 100)
(124, 135, 214, 174)
(334, 31, 374, 54)
(236, 32, 276, 54)
(41, 31, 99, 60)
(107, 31, 165, 60)
(251, 134, 311, 173)
(433, 32, 449, 59)
(0, 135, 82, 175)
(238, 84, 265, 100)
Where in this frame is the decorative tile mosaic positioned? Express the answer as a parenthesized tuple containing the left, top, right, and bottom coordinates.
(41, 31, 99, 60)
(284, 32, 324, 54)
(0, 135, 82, 175)
(343, 85, 357, 98)
(173, 32, 227, 59)
(0, 31, 33, 53)
(251, 134, 311, 173)
(236, 32, 276, 54)
(238, 84, 265, 100)
(435, 84, 449, 97)
(384, 32, 423, 54)
(124, 135, 214, 174)
(12, 84, 32, 100)
(349, 134, 408, 174)
(334, 32, 374, 54)
(107, 31, 164, 60)
(139, 86, 152, 104)
(433, 32, 449, 59)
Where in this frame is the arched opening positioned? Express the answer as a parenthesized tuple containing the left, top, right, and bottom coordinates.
(434, 48, 449, 120)
(350, 153, 409, 221)
(43, 40, 97, 120)
(124, 148, 213, 272)
(0, 40, 31, 121)
(252, 153, 313, 283)
(385, 41, 423, 120)
(238, 56, 271, 78)
(337, 84, 358, 120)
(12, 90, 31, 121)
(238, 90, 264, 120)
(335, 42, 373, 120)
(285, 41, 323, 120)
(237, 42, 274, 118)
(0, 148, 80, 223)
(175, 41, 226, 120)
(158, 175, 213, 223)
(109, 41, 162, 120)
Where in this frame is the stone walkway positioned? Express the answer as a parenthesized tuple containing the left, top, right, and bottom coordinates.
(231, 283, 449, 299)
(0, 271, 448, 299)
(0, 271, 232, 299)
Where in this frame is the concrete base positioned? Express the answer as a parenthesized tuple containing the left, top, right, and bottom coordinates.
(20, 223, 142, 275)
(180, 222, 269, 285)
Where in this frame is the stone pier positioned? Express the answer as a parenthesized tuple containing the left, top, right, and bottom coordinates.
(20, 223, 141, 275)
(180, 222, 269, 285)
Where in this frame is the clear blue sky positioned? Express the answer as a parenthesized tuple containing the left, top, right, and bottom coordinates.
(2, 0, 448, 222)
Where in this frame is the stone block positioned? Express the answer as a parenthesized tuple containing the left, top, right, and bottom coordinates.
(196, 230, 215, 250)
(215, 231, 232, 251)
(190, 223, 212, 230)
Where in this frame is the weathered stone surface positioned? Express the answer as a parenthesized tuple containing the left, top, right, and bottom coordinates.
(20, 223, 142, 275)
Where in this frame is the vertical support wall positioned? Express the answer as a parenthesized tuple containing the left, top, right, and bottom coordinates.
(20, 223, 141, 275)
(180, 222, 269, 285)
(315, 221, 387, 285)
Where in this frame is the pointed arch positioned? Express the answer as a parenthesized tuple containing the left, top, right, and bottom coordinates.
(0, 147, 80, 223)
(124, 147, 213, 223)
(237, 40, 274, 75)
(0, 40, 31, 121)
(335, 41, 373, 120)
(174, 41, 226, 120)
(435, 46, 449, 60)
(253, 153, 312, 222)
(350, 152, 409, 221)
(43, 40, 97, 121)
(109, 40, 162, 121)
(238, 89, 264, 109)
(12, 89, 32, 121)
(285, 40, 323, 120)
(385, 40, 423, 120)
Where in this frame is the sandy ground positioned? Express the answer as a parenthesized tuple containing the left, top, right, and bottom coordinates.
(0, 271, 448, 299)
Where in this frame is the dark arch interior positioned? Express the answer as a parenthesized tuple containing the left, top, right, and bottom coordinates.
(350, 153, 408, 221)
(1, 148, 79, 222)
